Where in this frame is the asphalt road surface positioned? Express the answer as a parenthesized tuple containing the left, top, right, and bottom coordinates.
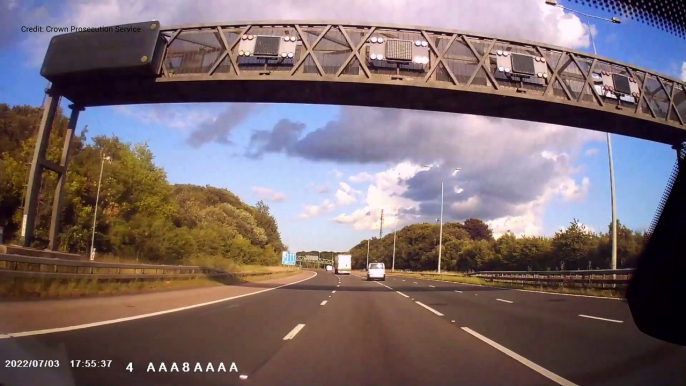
(1, 270, 684, 386)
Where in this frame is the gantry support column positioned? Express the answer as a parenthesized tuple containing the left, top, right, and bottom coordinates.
(48, 104, 84, 251)
(21, 90, 60, 247)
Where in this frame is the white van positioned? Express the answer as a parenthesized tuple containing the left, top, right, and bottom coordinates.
(367, 262, 385, 281)
(326, 265, 333, 272)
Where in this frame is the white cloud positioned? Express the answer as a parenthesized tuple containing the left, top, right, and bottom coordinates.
(299, 182, 361, 219)
(334, 182, 362, 207)
(585, 148, 600, 156)
(349, 172, 374, 184)
(251, 186, 286, 202)
(298, 199, 335, 219)
(681, 62, 686, 81)
(333, 162, 429, 231)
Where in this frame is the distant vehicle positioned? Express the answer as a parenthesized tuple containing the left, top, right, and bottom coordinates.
(334, 254, 351, 275)
(367, 262, 386, 281)
(326, 265, 333, 272)
(404, 269, 412, 272)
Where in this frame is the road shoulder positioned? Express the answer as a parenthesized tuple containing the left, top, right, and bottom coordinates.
(0, 271, 315, 334)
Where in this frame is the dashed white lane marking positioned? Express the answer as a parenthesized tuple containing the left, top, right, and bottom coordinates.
(496, 299, 513, 304)
(413, 282, 418, 284)
(239, 374, 248, 380)
(332, 290, 336, 293)
(402, 280, 406, 282)
(396, 291, 409, 298)
(461, 327, 578, 386)
(429, 285, 436, 288)
(283, 324, 306, 340)
(415, 301, 444, 316)
(320, 300, 328, 306)
(0, 271, 318, 340)
(455, 290, 463, 293)
(579, 314, 623, 323)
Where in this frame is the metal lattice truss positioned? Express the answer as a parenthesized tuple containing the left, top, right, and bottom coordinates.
(154, 22, 686, 144)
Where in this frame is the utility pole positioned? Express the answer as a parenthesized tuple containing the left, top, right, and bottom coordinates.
(366, 239, 370, 269)
(392, 229, 397, 272)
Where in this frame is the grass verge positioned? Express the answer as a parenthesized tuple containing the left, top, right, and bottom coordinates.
(384, 271, 624, 299)
(0, 270, 300, 300)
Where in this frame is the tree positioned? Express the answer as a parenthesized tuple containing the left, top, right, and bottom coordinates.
(253, 200, 285, 252)
(552, 219, 594, 270)
(462, 218, 494, 241)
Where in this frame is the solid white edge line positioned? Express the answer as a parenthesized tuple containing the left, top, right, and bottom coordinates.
(396, 291, 409, 298)
(578, 314, 623, 323)
(415, 301, 444, 316)
(0, 271, 318, 340)
(461, 327, 578, 386)
(455, 290, 463, 293)
(386, 274, 621, 300)
(320, 300, 327, 305)
(283, 324, 306, 340)
(496, 298, 513, 304)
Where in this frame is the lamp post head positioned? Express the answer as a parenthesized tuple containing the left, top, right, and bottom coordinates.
(544, 0, 559, 6)
(611, 17, 621, 24)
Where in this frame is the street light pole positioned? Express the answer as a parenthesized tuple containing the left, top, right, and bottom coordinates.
(366, 239, 370, 269)
(90, 154, 110, 261)
(607, 133, 617, 269)
(438, 182, 444, 274)
(392, 229, 397, 272)
(545, 0, 619, 270)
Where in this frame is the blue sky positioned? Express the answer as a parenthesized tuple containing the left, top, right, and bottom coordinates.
(1, 0, 684, 252)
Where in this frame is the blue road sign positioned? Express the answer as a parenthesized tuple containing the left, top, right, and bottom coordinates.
(281, 251, 297, 266)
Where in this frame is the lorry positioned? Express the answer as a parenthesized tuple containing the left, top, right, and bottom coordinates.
(334, 254, 352, 275)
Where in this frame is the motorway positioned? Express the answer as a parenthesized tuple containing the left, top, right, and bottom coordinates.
(0, 270, 684, 386)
